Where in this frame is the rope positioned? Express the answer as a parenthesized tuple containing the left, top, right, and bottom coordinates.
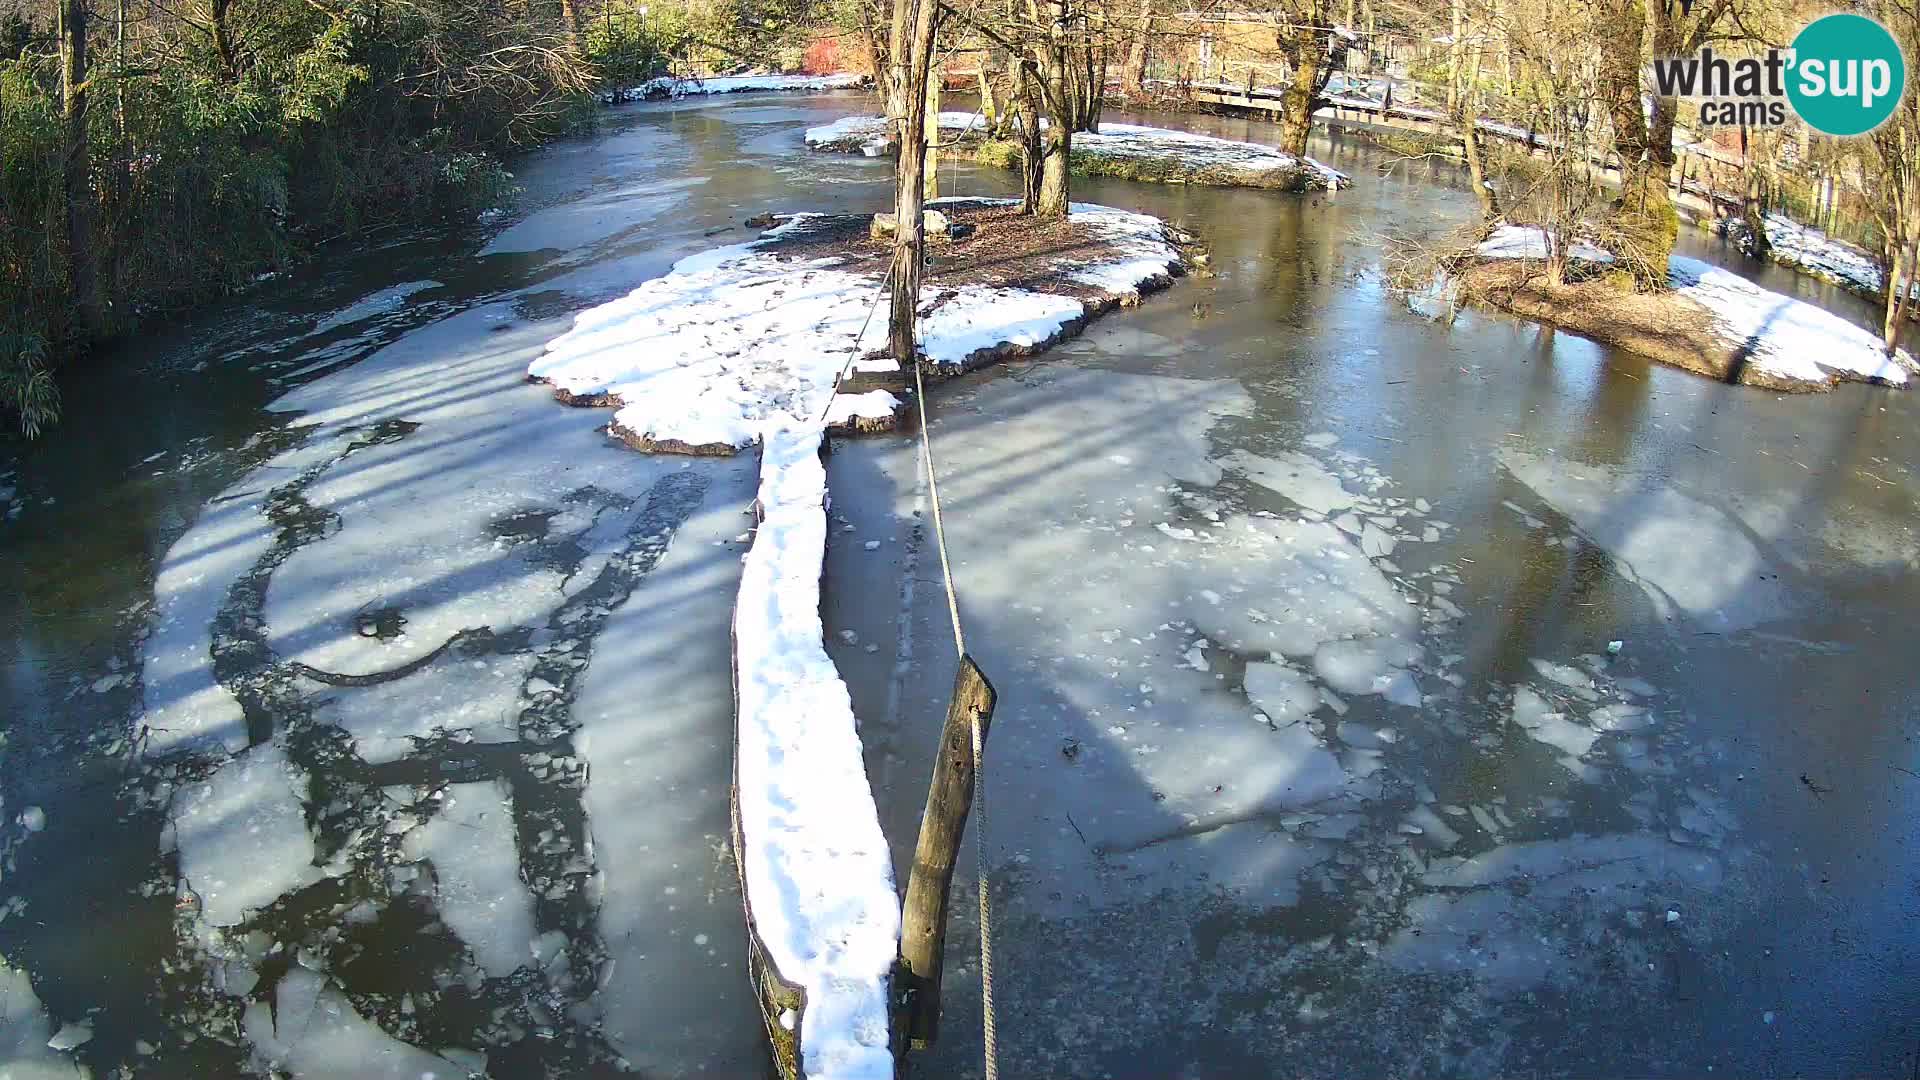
(808, 171, 998, 1079)
(812, 265, 896, 427)
(910, 355, 996, 1080)
(912, 359, 966, 657)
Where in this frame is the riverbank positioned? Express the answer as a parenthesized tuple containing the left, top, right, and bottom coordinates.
(1716, 212, 1904, 303)
(805, 113, 1349, 192)
(1455, 226, 1913, 391)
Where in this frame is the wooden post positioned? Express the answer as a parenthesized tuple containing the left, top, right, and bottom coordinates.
(897, 654, 996, 1050)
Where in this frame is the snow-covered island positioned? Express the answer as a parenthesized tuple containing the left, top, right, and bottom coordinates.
(1457, 225, 1914, 391)
(805, 112, 1350, 193)
(529, 197, 1191, 1079)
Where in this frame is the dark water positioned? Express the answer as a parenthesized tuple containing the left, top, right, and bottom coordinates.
(1, 92, 1915, 1078)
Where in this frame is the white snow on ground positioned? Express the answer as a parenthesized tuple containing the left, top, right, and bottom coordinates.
(1476, 227, 1913, 388)
(805, 113, 1349, 187)
(1500, 449, 1790, 632)
(1, 959, 84, 1079)
(530, 215, 895, 450)
(243, 968, 468, 1079)
(918, 288, 1084, 364)
(1074, 122, 1350, 187)
(732, 426, 897, 1080)
(529, 201, 1182, 451)
(803, 112, 986, 153)
(1668, 256, 1912, 386)
(687, 73, 863, 94)
(169, 743, 321, 929)
(1729, 213, 1886, 295)
(401, 781, 536, 980)
(1476, 224, 1615, 265)
(606, 73, 864, 103)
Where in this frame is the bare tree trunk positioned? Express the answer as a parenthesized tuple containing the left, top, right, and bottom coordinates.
(1121, 0, 1151, 94)
(1033, 0, 1074, 217)
(1089, 5, 1107, 129)
(208, 0, 240, 79)
(1275, 23, 1326, 157)
(1014, 63, 1045, 212)
(1741, 154, 1770, 261)
(61, 0, 104, 341)
(1884, 244, 1907, 350)
(887, 0, 941, 358)
(925, 73, 940, 199)
(1597, 0, 1674, 286)
(1445, 0, 1461, 114)
(977, 61, 999, 131)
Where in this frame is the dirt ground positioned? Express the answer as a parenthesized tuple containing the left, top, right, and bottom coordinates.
(762, 200, 1156, 303)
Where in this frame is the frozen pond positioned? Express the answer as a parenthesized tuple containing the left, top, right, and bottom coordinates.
(2, 90, 1918, 1078)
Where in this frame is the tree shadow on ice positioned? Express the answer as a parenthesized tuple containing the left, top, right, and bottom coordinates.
(126, 408, 746, 1077)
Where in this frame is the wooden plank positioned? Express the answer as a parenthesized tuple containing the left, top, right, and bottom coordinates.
(896, 654, 997, 1050)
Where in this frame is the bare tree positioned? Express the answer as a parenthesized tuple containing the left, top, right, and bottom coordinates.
(884, 0, 940, 356)
(1856, 0, 1919, 349)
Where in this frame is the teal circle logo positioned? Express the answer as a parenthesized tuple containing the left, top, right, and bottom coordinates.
(1787, 13, 1906, 136)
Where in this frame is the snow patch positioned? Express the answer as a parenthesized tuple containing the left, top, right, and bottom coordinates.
(1669, 256, 1911, 387)
(1476, 225, 1615, 265)
(612, 73, 865, 103)
(805, 114, 1349, 188)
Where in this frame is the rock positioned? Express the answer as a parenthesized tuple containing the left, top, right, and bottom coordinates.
(746, 212, 779, 229)
(869, 210, 953, 240)
(47, 1022, 93, 1051)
